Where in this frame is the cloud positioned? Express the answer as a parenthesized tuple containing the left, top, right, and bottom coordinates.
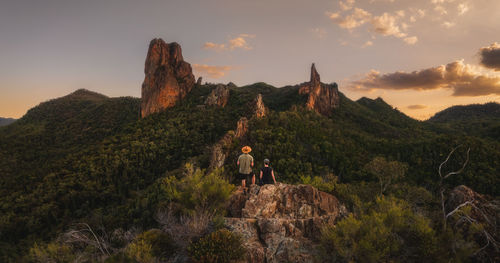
(371, 13, 406, 37)
(203, 42, 225, 51)
(349, 60, 500, 96)
(407, 104, 428, 110)
(458, 3, 469, 15)
(339, 0, 355, 11)
(310, 28, 327, 39)
(442, 21, 455, 28)
(403, 36, 418, 45)
(192, 64, 234, 79)
(362, 41, 373, 48)
(479, 43, 500, 71)
(327, 7, 415, 44)
(327, 8, 371, 30)
(434, 5, 448, 15)
(203, 34, 255, 51)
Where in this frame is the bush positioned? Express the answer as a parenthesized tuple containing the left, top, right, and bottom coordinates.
(125, 238, 154, 263)
(162, 164, 235, 215)
(187, 229, 245, 263)
(125, 229, 175, 262)
(321, 196, 442, 263)
(29, 242, 75, 263)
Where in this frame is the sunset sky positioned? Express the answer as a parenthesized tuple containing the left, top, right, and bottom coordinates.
(1, 0, 499, 119)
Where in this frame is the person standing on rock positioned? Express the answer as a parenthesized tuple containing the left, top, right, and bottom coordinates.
(237, 146, 254, 190)
(259, 159, 276, 185)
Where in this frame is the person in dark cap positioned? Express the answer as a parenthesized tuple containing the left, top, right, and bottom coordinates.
(259, 158, 276, 185)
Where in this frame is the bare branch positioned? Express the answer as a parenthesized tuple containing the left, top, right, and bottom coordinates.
(443, 148, 471, 179)
(439, 145, 461, 179)
(445, 201, 474, 219)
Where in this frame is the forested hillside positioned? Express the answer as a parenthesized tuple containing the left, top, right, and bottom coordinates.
(0, 85, 499, 262)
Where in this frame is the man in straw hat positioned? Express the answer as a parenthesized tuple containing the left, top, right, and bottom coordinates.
(237, 146, 254, 191)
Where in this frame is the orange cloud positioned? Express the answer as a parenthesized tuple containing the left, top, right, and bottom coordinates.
(203, 34, 255, 51)
(203, 42, 226, 51)
(349, 60, 500, 96)
(327, 8, 417, 44)
(192, 64, 234, 79)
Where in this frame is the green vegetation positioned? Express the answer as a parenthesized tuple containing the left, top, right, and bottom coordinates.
(187, 229, 245, 263)
(321, 197, 441, 263)
(0, 85, 499, 261)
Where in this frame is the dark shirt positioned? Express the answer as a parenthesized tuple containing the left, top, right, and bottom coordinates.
(260, 166, 274, 184)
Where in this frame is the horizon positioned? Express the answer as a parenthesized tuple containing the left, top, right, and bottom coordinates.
(1, 0, 499, 119)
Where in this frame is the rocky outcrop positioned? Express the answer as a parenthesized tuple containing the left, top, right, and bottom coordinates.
(141, 39, 195, 118)
(235, 117, 248, 138)
(208, 116, 248, 170)
(299, 63, 340, 116)
(208, 131, 234, 170)
(205, 84, 230, 107)
(225, 183, 347, 263)
(196, 76, 202, 86)
(445, 185, 498, 224)
(252, 94, 267, 118)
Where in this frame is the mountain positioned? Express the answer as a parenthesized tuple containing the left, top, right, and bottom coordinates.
(429, 102, 500, 122)
(0, 117, 16, 127)
(427, 102, 500, 140)
(1, 40, 498, 262)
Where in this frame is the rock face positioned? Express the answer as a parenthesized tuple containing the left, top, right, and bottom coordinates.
(209, 131, 234, 170)
(299, 63, 340, 116)
(141, 39, 195, 118)
(196, 76, 202, 85)
(252, 94, 267, 118)
(445, 185, 498, 224)
(235, 117, 248, 138)
(205, 84, 230, 107)
(225, 183, 347, 263)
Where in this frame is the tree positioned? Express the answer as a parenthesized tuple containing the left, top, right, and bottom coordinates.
(365, 157, 407, 196)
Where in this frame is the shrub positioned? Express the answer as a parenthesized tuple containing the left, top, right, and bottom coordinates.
(125, 238, 154, 263)
(135, 229, 175, 259)
(29, 242, 75, 263)
(162, 164, 235, 215)
(321, 196, 442, 263)
(187, 229, 245, 263)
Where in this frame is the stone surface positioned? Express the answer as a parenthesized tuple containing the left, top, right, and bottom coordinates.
(252, 94, 267, 119)
(225, 183, 347, 263)
(445, 185, 498, 224)
(141, 38, 195, 118)
(299, 63, 340, 116)
(205, 84, 230, 107)
(208, 131, 234, 170)
(196, 76, 202, 85)
(235, 117, 248, 138)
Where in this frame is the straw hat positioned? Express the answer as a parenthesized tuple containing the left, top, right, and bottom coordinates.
(241, 146, 252, 153)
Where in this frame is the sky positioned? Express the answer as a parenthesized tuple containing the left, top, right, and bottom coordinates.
(1, 0, 499, 120)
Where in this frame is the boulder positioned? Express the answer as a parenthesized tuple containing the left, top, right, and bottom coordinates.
(299, 63, 340, 116)
(225, 183, 347, 263)
(141, 39, 195, 118)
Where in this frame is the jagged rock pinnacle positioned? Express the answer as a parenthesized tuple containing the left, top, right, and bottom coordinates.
(310, 63, 320, 85)
(140, 38, 195, 118)
(299, 63, 340, 116)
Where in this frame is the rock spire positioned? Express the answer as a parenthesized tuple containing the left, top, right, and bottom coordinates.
(299, 63, 340, 116)
(140, 39, 195, 118)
